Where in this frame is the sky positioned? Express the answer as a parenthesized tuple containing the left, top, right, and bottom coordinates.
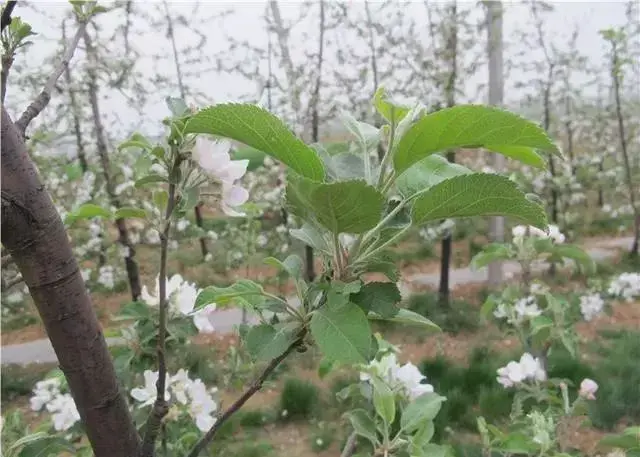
(4, 0, 636, 148)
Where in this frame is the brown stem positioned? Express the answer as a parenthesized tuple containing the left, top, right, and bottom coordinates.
(340, 431, 358, 457)
(141, 177, 178, 456)
(187, 334, 304, 457)
(15, 19, 87, 135)
(1, 53, 13, 104)
(83, 28, 142, 300)
(0, 1, 17, 32)
(1, 106, 141, 457)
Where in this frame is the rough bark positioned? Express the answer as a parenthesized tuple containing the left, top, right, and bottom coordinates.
(1, 106, 141, 457)
(486, 0, 505, 287)
(83, 29, 141, 300)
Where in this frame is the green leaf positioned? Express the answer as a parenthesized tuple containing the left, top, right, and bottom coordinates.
(310, 180, 385, 234)
(412, 174, 547, 230)
(166, 97, 190, 117)
(480, 296, 498, 320)
(264, 255, 303, 279)
(396, 155, 471, 199)
(231, 146, 267, 171)
(470, 243, 514, 270)
(411, 420, 435, 450)
(368, 309, 440, 332)
(310, 302, 373, 364)
(356, 259, 399, 282)
(401, 393, 447, 432)
(318, 358, 334, 379)
(340, 112, 381, 149)
(185, 103, 325, 181)
(196, 280, 265, 309)
(118, 133, 152, 152)
(372, 376, 396, 424)
(413, 443, 452, 457)
(393, 104, 561, 175)
(153, 190, 168, 212)
(545, 244, 596, 274)
(65, 203, 112, 224)
(114, 207, 147, 220)
(373, 87, 410, 123)
(135, 174, 167, 188)
(488, 145, 547, 168)
(243, 323, 299, 361)
(351, 282, 401, 318)
(331, 153, 367, 181)
(285, 173, 321, 220)
(345, 409, 379, 446)
(530, 315, 554, 334)
(180, 186, 200, 212)
(289, 223, 330, 253)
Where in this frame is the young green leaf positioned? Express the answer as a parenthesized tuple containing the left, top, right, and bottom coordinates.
(470, 243, 514, 270)
(393, 105, 561, 175)
(395, 155, 471, 199)
(118, 133, 152, 152)
(135, 174, 167, 188)
(243, 323, 299, 361)
(289, 223, 331, 254)
(412, 174, 547, 230)
(401, 393, 446, 432)
(285, 173, 321, 220)
(166, 97, 190, 117)
(373, 87, 411, 124)
(231, 145, 267, 171)
(64, 203, 112, 224)
(351, 282, 401, 318)
(185, 103, 325, 181)
(372, 376, 396, 425)
(368, 309, 440, 332)
(543, 244, 596, 275)
(310, 302, 373, 364)
(318, 358, 334, 379)
(310, 180, 385, 234)
(114, 207, 147, 220)
(345, 409, 379, 446)
(353, 259, 400, 282)
(264, 254, 304, 279)
(153, 190, 168, 212)
(195, 280, 265, 309)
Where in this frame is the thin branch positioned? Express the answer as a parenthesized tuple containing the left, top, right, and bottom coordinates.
(340, 431, 358, 457)
(140, 175, 179, 456)
(15, 17, 87, 134)
(187, 333, 305, 457)
(0, 1, 17, 32)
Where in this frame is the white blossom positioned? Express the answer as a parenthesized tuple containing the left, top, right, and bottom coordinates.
(97, 265, 116, 289)
(46, 394, 81, 431)
(514, 296, 542, 320)
(608, 273, 640, 302)
(131, 370, 170, 406)
(579, 294, 605, 321)
(141, 274, 199, 316)
(497, 353, 546, 388)
(192, 304, 216, 334)
(361, 353, 434, 400)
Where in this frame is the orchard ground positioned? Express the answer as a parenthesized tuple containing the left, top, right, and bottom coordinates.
(2, 229, 639, 457)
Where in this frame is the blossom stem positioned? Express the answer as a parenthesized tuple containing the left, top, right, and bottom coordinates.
(186, 332, 305, 457)
(141, 158, 180, 456)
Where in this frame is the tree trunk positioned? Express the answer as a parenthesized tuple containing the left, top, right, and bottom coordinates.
(610, 41, 640, 256)
(438, 1, 458, 308)
(486, 0, 505, 288)
(84, 29, 141, 300)
(1, 107, 141, 457)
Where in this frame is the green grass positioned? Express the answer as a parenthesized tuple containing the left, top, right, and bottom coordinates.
(407, 291, 480, 335)
(279, 378, 321, 421)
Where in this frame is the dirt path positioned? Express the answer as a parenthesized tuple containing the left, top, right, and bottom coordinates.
(1, 236, 633, 366)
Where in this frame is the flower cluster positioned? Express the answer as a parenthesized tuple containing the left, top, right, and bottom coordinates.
(30, 377, 81, 432)
(579, 293, 605, 321)
(141, 274, 216, 333)
(578, 378, 599, 400)
(493, 295, 543, 324)
(360, 352, 434, 400)
(512, 224, 565, 244)
(192, 136, 249, 217)
(131, 369, 218, 432)
(496, 353, 546, 388)
(608, 272, 640, 302)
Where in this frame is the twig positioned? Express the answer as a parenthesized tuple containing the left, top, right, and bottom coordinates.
(0, 1, 17, 32)
(140, 175, 178, 456)
(340, 431, 358, 457)
(186, 333, 305, 457)
(14, 17, 87, 134)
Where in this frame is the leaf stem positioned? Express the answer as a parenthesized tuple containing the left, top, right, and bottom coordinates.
(376, 114, 397, 189)
(359, 224, 412, 264)
(352, 199, 407, 261)
(186, 333, 305, 457)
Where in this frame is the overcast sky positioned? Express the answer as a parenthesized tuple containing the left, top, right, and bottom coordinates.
(5, 0, 636, 144)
